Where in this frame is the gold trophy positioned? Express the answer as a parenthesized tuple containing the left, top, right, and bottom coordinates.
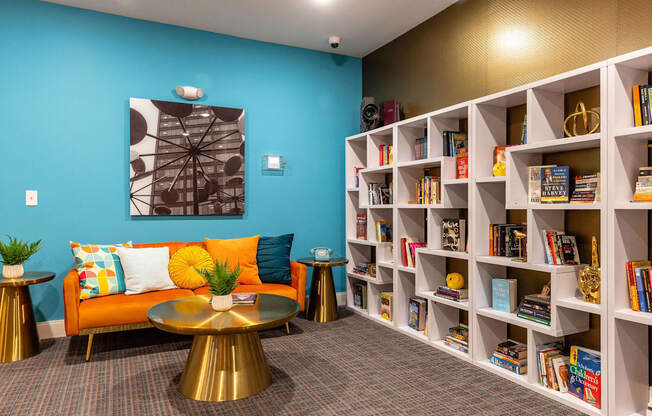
(577, 236, 600, 304)
(511, 230, 527, 263)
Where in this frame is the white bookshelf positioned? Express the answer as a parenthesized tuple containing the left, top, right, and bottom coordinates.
(346, 46, 652, 416)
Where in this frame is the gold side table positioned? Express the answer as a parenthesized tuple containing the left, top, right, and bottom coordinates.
(0, 271, 55, 363)
(148, 293, 299, 402)
(297, 256, 348, 323)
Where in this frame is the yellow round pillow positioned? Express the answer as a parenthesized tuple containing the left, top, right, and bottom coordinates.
(446, 272, 465, 290)
(168, 246, 213, 289)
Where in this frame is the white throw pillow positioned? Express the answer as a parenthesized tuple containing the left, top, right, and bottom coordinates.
(116, 247, 177, 295)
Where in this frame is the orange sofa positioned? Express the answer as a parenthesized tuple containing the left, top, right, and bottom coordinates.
(63, 241, 307, 360)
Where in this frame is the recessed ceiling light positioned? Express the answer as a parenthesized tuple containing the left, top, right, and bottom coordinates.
(182, 132, 190, 136)
(314, 0, 332, 5)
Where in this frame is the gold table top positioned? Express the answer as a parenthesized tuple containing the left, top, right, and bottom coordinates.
(0, 271, 55, 287)
(296, 257, 348, 267)
(148, 294, 300, 336)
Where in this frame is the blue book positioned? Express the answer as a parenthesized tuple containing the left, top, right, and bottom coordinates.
(541, 166, 570, 203)
(492, 279, 517, 313)
(634, 267, 649, 312)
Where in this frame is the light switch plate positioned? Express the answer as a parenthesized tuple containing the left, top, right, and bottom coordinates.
(26, 190, 38, 206)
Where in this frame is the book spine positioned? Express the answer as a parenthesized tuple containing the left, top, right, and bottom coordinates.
(491, 355, 526, 374)
(627, 262, 640, 311)
(517, 312, 550, 325)
(635, 268, 649, 312)
(642, 85, 650, 126)
(633, 85, 643, 127)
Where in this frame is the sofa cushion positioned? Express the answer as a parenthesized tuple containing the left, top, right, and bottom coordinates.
(79, 288, 194, 330)
(117, 247, 177, 295)
(70, 241, 133, 300)
(257, 234, 294, 284)
(168, 246, 212, 289)
(193, 283, 297, 300)
(204, 236, 262, 285)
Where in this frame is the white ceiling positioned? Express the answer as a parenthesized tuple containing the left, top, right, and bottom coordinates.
(43, 0, 455, 57)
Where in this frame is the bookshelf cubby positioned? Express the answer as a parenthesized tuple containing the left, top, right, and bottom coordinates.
(346, 46, 652, 415)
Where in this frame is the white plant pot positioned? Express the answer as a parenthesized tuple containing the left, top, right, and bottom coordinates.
(2, 264, 24, 279)
(210, 294, 233, 311)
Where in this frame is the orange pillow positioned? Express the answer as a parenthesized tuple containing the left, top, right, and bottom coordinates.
(204, 236, 261, 285)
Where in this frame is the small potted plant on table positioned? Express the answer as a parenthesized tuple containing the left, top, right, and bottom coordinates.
(0, 236, 42, 279)
(197, 260, 241, 311)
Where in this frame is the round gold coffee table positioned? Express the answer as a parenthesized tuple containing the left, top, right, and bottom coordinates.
(0, 271, 55, 363)
(297, 256, 348, 323)
(148, 293, 300, 402)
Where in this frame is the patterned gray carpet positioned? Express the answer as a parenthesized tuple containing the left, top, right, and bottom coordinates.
(0, 308, 580, 415)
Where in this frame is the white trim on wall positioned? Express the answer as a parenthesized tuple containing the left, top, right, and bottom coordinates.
(37, 319, 66, 339)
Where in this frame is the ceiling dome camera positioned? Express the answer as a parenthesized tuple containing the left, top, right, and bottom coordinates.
(329, 36, 341, 49)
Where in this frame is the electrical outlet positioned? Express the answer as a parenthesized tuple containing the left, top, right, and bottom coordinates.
(25, 190, 38, 206)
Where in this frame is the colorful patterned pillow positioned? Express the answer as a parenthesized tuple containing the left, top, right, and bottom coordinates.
(70, 241, 133, 300)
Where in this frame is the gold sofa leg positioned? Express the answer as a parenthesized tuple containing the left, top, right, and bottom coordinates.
(285, 322, 290, 335)
(85, 333, 94, 361)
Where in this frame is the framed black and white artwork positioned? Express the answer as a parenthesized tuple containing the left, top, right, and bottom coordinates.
(129, 98, 245, 216)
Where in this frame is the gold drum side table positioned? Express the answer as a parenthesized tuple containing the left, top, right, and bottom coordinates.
(148, 293, 299, 402)
(297, 256, 348, 323)
(0, 271, 55, 363)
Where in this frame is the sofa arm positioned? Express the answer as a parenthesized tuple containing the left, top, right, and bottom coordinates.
(290, 261, 307, 311)
(63, 268, 81, 336)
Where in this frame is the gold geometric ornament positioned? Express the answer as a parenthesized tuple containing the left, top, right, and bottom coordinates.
(563, 101, 599, 137)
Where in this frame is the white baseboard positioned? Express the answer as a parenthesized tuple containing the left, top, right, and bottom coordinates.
(37, 319, 66, 339)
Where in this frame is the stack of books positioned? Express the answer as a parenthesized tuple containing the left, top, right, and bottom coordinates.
(569, 346, 601, 409)
(625, 260, 652, 312)
(378, 144, 393, 166)
(435, 286, 468, 303)
(351, 263, 373, 277)
(442, 218, 466, 252)
(353, 282, 367, 310)
(368, 182, 392, 205)
(633, 167, 652, 202)
(632, 85, 652, 126)
(413, 175, 440, 204)
(414, 137, 427, 160)
(408, 297, 427, 331)
(536, 342, 570, 393)
(488, 224, 526, 257)
(356, 213, 367, 240)
(542, 230, 580, 265)
(375, 221, 392, 242)
(443, 325, 468, 353)
(517, 293, 551, 325)
(570, 173, 600, 203)
(400, 238, 426, 267)
(490, 340, 527, 375)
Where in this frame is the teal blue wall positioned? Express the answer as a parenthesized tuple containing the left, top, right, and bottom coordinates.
(0, 0, 360, 322)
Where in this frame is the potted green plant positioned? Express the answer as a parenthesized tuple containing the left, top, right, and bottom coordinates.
(196, 259, 241, 311)
(0, 236, 42, 279)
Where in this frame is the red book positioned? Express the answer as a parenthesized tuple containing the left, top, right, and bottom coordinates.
(547, 232, 559, 265)
(379, 145, 384, 166)
(383, 100, 399, 126)
(456, 156, 468, 179)
(400, 238, 408, 267)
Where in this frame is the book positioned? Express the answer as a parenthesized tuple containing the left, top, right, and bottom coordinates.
(380, 292, 393, 321)
(456, 156, 468, 179)
(490, 352, 527, 374)
(541, 166, 570, 203)
(375, 221, 392, 242)
(634, 266, 649, 312)
(492, 278, 517, 313)
(521, 114, 527, 144)
(408, 297, 427, 331)
(569, 345, 601, 409)
(553, 356, 571, 393)
(633, 85, 643, 127)
(570, 173, 600, 203)
(356, 213, 367, 240)
(452, 133, 468, 157)
(493, 146, 511, 176)
(353, 166, 361, 188)
(442, 218, 466, 252)
(353, 282, 367, 309)
(528, 165, 556, 204)
(383, 100, 400, 126)
(496, 340, 527, 359)
(536, 342, 563, 386)
(559, 235, 580, 265)
(232, 293, 257, 304)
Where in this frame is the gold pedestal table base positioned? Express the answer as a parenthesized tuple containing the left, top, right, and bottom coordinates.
(148, 294, 299, 402)
(298, 257, 348, 323)
(0, 272, 55, 363)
